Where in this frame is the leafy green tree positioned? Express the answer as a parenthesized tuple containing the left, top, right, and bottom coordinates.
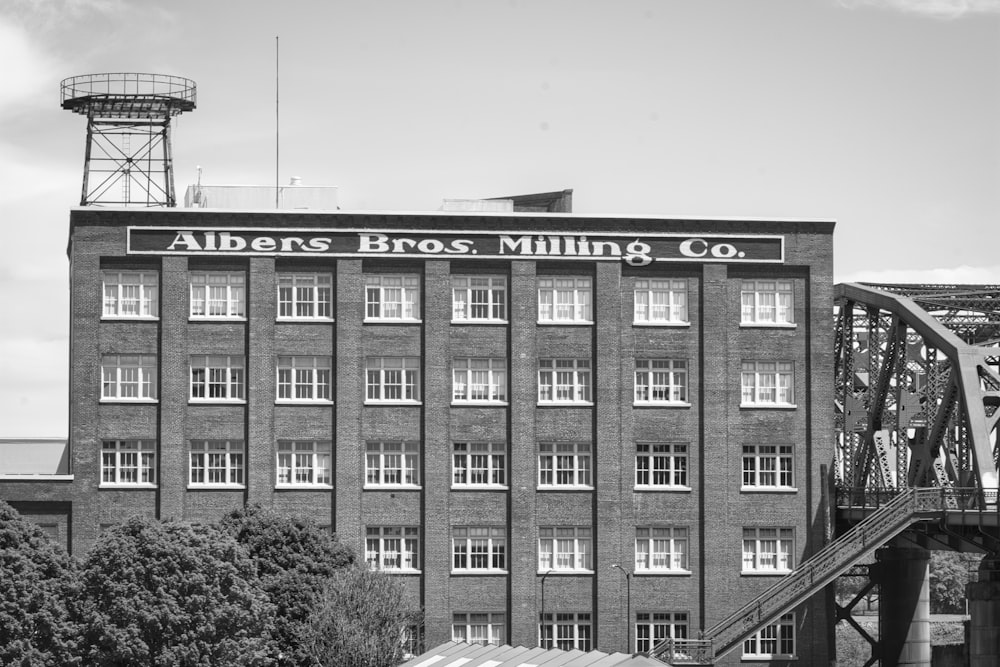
(77, 516, 275, 666)
(217, 505, 354, 666)
(930, 550, 979, 614)
(0, 501, 80, 666)
(303, 565, 421, 667)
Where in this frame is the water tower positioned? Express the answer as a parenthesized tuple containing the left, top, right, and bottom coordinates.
(61, 73, 196, 207)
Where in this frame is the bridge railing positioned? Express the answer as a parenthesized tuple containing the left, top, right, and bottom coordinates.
(837, 486, 999, 512)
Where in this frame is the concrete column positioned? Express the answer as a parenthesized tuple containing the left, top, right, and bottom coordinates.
(966, 555, 1000, 667)
(875, 545, 931, 667)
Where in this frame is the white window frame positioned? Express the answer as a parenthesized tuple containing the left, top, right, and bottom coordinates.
(452, 612, 505, 646)
(742, 444, 794, 490)
(276, 356, 332, 403)
(101, 354, 157, 402)
(366, 441, 420, 488)
(538, 442, 592, 488)
(190, 271, 245, 319)
(538, 276, 592, 323)
(635, 612, 688, 654)
(365, 357, 421, 404)
(452, 442, 506, 488)
(538, 359, 592, 404)
(741, 279, 794, 326)
(452, 275, 507, 323)
(742, 527, 795, 574)
(452, 527, 506, 573)
(276, 440, 331, 487)
(190, 355, 245, 402)
(365, 274, 420, 322)
(101, 440, 156, 487)
(452, 358, 507, 403)
(539, 612, 592, 651)
(634, 278, 687, 325)
(635, 442, 689, 489)
(277, 272, 333, 320)
(743, 613, 796, 659)
(189, 440, 244, 488)
(538, 527, 592, 572)
(741, 361, 794, 407)
(366, 526, 420, 572)
(635, 527, 689, 573)
(634, 359, 688, 405)
(102, 270, 158, 319)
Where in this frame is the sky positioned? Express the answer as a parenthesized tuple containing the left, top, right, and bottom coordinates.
(0, 0, 998, 437)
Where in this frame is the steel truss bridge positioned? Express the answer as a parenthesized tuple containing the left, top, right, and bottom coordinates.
(650, 284, 1000, 666)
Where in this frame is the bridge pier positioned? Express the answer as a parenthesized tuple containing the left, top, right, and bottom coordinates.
(874, 545, 931, 667)
(967, 554, 1000, 667)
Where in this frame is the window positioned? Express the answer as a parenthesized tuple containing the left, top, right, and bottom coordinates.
(101, 440, 156, 486)
(277, 356, 332, 402)
(538, 359, 592, 404)
(366, 441, 420, 487)
(635, 527, 689, 572)
(741, 279, 793, 325)
(101, 354, 157, 401)
(276, 440, 331, 487)
(634, 359, 688, 404)
(538, 527, 592, 572)
(366, 357, 420, 403)
(742, 527, 795, 573)
(741, 361, 794, 406)
(400, 625, 423, 660)
(635, 612, 688, 654)
(539, 613, 591, 651)
(743, 613, 796, 659)
(190, 271, 245, 318)
(189, 440, 244, 487)
(365, 274, 420, 321)
(634, 279, 687, 324)
(635, 443, 688, 489)
(452, 527, 506, 572)
(452, 613, 504, 646)
(538, 276, 592, 323)
(743, 444, 794, 489)
(538, 443, 591, 488)
(452, 275, 506, 322)
(452, 442, 506, 488)
(102, 270, 158, 318)
(366, 526, 420, 572)
(277, 272, 332, 320)
(190, 355, 245, 401)
(453, 358, 506, 403)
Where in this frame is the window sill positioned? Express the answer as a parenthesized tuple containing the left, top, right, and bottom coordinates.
(632, 321, 690, 328)
(740, 322, 796, 329)
(451, 319, 508, 325)
(634, 485, 692, 493)
(187, 484, 246, 490)
(189, 399, 247, 405)
(189, 317, 247, 322)
(276, 484, 333, 490)
(536, 570, 594, 575)
(277, 317, 334, 323)
(99, 483, 157, 489)
(741, 486, 798, 494)
(100, 398, 158, 404)
(451, 570, 508, 576)
(537, 485, 593, 492)
(741, 570, 793, 576)
(633, 401, 691, 409)
(0, 474, 74, 481)
(739, 403, 797, 410)
(364, 485, 422, 491)
(451, 485, 509, 491)
(537, 320, 593, 326)
(364, 401, 422, 406)
(633, 570, 692, 576)
(101, 316, 159, 322)
(742, 655, 797, 661)
(451, 401, 508, 407)
(363, 318, 422, 325)
(537, 401, 594, 408)
(379, 569, 422, 575)
(276, 400, 334, 406)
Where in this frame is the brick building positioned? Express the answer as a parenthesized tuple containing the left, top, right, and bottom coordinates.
(1, 198, 835, 664)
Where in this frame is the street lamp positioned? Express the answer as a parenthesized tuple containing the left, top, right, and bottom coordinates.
(612, 564, 632, 653)
(540, 569, 555, 648)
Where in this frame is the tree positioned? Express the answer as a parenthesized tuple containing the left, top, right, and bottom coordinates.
(0, 501, 80, 666)
(930, 550, 979, 614)
(77, 516, 275, 666)
(217, 506, 354, 665)
(303, 565, 422, 667)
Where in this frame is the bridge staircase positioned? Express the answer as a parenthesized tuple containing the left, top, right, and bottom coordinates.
(648, 487, 976, 666)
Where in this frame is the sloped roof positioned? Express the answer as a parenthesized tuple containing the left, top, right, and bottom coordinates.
(401, 642, 665, 667)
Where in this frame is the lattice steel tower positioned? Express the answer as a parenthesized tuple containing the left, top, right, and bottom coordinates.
(61, 73, 196, 207)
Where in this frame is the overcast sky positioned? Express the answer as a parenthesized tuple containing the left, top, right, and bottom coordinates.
(1, 0, 998, 436)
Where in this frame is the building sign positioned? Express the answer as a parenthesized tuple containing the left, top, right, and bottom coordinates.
(127, 227, 784, 265)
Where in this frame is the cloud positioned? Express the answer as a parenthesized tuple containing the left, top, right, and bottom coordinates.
(838, 0, 1000, 18)
(837, 265, 1000, 285)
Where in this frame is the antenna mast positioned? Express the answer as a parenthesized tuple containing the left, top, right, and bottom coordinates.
(275, 36, 280, 209)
